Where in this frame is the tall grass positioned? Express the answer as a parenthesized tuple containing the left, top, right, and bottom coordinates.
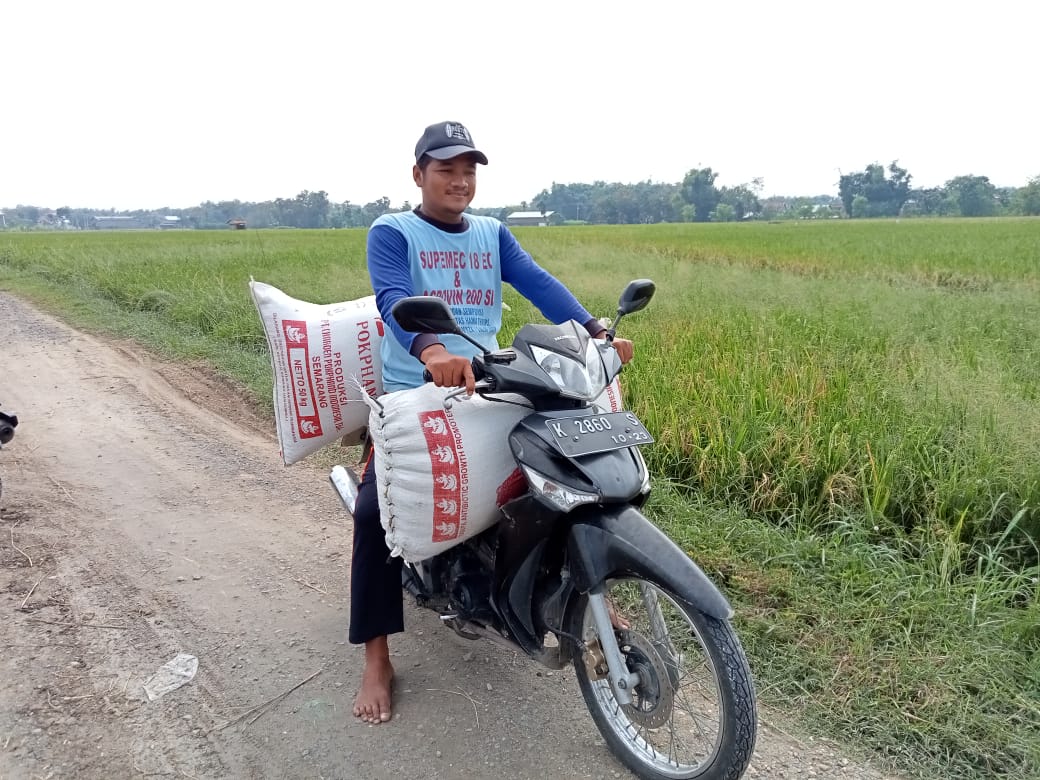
(508, 221, 1040, 560)
(649, 484, 1040, 778)
(2, 219, 1039, 777)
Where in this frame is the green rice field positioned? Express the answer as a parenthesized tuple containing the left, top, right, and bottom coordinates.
(2, 218, 1038, 778)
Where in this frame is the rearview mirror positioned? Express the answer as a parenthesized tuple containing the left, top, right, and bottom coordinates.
(617, 279, 656, 316)
(391, 296, 463, 335)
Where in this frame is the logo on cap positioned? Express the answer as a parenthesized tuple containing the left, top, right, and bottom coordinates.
(445, 123, 471, 141)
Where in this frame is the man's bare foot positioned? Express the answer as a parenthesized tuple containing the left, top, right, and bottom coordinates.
(353, 636, 395, 724)
(608, 598, 631, 630)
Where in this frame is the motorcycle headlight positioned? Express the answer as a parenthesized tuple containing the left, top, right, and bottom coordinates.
(530, 340, 609, 401)
(521, 464, 599, 512)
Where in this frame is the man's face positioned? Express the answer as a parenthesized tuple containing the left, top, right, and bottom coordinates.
(413, 154, 479, 223)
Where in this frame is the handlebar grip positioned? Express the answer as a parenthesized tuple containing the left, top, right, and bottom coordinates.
(423, 361, 481, 384)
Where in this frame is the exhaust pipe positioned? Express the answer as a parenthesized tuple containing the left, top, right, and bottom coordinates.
(329, 465, 361, 518)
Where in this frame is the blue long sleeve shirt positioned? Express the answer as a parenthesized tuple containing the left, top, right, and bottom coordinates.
(367, 209, 599, 392)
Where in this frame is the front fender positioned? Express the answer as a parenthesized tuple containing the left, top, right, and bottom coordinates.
(567, 505, 733, 620)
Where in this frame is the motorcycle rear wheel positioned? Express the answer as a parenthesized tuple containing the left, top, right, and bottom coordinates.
(567, 577, 756, 780)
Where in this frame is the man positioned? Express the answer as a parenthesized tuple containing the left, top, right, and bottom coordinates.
(351, 121, 633, 724)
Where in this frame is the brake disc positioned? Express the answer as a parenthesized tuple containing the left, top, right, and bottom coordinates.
(616, 629, 676, 729)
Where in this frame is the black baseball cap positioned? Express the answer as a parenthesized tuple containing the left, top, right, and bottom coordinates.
(415, 121, 489, 165)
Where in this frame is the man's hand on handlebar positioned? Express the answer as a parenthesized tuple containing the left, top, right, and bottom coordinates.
(420, 344, 476, 395)
(610, 337, 635, 365)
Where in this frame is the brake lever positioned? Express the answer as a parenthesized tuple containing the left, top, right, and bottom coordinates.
(443, 379, 494, 409)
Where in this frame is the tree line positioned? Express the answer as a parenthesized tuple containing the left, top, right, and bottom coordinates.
(3, 165, 1038, 230)
(838, 163, 1040, 218)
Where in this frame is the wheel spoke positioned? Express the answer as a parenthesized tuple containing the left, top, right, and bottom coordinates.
(573, 576, 756, 778)
(671, 683, 718, 746)
(666, 711, 698, 767)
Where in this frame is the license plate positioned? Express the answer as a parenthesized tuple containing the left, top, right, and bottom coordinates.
(545, 411, 654, 457)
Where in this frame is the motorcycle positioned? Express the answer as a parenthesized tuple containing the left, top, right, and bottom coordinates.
(329, 280, 756, 780)
(0, 404, 18, 501)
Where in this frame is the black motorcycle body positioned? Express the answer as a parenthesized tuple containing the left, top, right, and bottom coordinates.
(332, 281, 756, 780)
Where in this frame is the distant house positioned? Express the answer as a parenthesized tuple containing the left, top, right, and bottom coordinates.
(227, 218, 247, 230)
(159, 215, 183, 229)
(505, 210, 559, 227)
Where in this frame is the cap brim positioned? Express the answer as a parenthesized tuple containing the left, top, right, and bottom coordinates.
(424, 145, 489, 165)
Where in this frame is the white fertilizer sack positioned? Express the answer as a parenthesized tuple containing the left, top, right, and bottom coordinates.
(251, 280, 385, 465)
(365, 383, 532, 563)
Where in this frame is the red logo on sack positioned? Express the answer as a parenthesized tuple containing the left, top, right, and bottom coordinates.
(282, 319, 323, 438)
(420, 410, 467, 542)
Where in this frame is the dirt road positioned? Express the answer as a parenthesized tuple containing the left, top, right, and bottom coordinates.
(0, 292, 902, 780)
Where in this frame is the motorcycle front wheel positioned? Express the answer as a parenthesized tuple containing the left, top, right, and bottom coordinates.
(566, 577, 756, 780)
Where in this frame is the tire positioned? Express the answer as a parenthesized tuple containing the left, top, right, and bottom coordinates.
(566, 576, 756, 780)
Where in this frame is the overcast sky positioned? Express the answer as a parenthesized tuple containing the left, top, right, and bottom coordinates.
(3, 0, 1036, 211)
